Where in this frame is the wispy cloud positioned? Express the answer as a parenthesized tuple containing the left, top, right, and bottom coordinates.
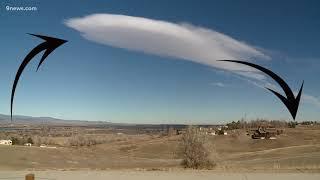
(211, 82, 227, 87)
(241, 77, 320, 108)
(301, 94, 320, 108)
(234, 71, 266, 80)
(65, 14, 270, 76)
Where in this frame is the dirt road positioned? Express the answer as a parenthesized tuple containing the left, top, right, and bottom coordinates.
(0, 171, 319, 180)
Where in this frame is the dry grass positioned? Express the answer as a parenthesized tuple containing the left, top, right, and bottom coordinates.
(0, 125, 319, 171)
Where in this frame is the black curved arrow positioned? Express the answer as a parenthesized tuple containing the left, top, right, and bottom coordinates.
(10, 34, 67, 122)
(218, 60, 303, 120)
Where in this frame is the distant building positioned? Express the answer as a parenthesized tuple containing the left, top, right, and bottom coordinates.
(40, 144, 47, 148)
(0, 140, 12, 145)
(198, 126, 217, 136)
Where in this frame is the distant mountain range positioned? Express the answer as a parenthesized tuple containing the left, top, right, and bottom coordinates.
(0, 114, 219, 128)
(0, 114, 111, 125)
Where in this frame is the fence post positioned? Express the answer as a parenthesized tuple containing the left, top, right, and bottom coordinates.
(25, 173, 35, 180)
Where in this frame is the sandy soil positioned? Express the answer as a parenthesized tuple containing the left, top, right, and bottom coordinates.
(0, 170, 320, 180)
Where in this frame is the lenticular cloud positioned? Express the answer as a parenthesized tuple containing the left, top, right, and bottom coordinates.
(65, 14, 270, 76)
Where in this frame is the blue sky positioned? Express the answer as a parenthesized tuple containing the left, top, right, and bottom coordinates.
(0, 0, 319, 123)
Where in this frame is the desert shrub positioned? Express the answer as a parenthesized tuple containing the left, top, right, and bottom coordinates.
(288, 121, 297, 128)
(34, 136, 42, 145)
(32, 136, 55, 146)
(277, 129, 284, 135)
(27, 137, 33, 144)
(245, 119, 287, 128)
(10, 137, 20, 145)
(66, 135, 104, 147)
(67, 135, 87, 146)
(0, 132, 7, 139)
(8, 136, 34, 145)
(180, 126, 215, 169)
(230, 130, 241, 139)
(300, 121, 317, 125)
(217, 130, 225, 135)
(226, 120, 242, 130)
(119, 145, 138, 152)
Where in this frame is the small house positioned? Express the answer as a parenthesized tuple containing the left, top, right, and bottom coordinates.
(0, 140, 12, 145)
(40, 144, 47, 148)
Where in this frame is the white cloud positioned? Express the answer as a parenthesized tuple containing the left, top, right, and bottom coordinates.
(65, 14, 320, 110)
(211, 82, 226, 87)
(301, 94, 320, 108)
(65, 14, 270, 76)
(234, 71, 266, 80)
(244, 78, 267, 89)
(265, 82, 281, 91)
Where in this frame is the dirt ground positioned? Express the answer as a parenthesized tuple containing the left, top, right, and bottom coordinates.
(0, 126, 319, 172)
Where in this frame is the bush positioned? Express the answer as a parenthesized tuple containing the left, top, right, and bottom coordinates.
(288, 121, 297, 128)
(217, 130, 225, 135)
(10, 137, 20, 145)
(180, 126, 215, 169)
(27, 137, 33, 144)
(66, 135, 102, 147)
(9, 136, 34, 145)
(32, 136, 54, 146)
